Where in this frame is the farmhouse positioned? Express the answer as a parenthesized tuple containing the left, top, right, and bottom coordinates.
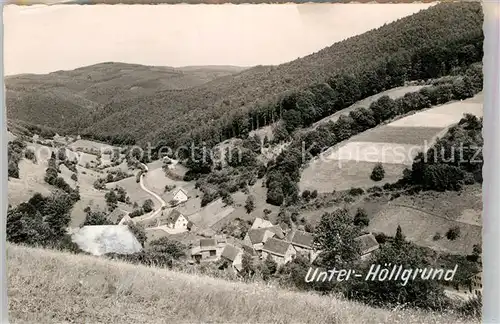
(165, 209, 189, 230)
(261, 238, 296, 266)
(220, 244, 243, 273)
(250, 217, 273, 229)
(70, 225, 143, 256)
(354, 233, 380, 261)
(191, 238, 221, 263)
(286, 230, 320, 263)
(243, 225, 285, 252)
(469, 271, 482, 296)
(170, 188, 189, 206)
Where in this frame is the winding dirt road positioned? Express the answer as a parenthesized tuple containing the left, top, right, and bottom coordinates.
(138, 163, 167, 220)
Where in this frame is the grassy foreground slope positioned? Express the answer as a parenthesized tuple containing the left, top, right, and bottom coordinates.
(8, 244, 473, 324)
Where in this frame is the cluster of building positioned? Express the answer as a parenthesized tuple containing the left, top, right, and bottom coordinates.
(189, 217, 381, 274)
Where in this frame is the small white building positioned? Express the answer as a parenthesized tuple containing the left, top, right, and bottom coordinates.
(166, 209, 189, 230)
(171, 188, 189, 205)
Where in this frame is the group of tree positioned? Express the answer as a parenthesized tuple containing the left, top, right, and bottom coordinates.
(7, 191, 81, 252)
(7, 139, 27, 179)
(403, 113, 483, 192)
(44, 151, 80, 202)
(264, 63, 482, 205)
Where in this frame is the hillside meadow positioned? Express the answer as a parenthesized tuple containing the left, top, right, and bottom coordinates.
(7, 244, 476, 324)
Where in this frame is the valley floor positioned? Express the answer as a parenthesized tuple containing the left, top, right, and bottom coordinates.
(8, 244, 475, 324)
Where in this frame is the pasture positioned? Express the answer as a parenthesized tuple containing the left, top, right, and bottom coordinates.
(368, 204, 481, 255)
(299, 94, 483, 193)
(8, 159, 53, 206)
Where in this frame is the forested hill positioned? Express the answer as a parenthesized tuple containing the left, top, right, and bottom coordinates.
(5, 63, 246, 133)
(8, 2, 483, 150)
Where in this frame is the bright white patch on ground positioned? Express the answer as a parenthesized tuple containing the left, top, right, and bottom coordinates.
(388, 101, 483, 128)
(71, 225, 142, 256)
(327, 141, 421, 165)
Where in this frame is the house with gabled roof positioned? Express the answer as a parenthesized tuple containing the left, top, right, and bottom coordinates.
(251, 217, 274, 230)
(243, 226, 281, 252)
(354, 233, 380, 261)
(191, 238, 220, 263)
(261, 237, 296, 266)
(165, 209, 189, 230)
(220, 244, 243, 273)
(171, 188, 189, 205)
(286, 230, 321, 263)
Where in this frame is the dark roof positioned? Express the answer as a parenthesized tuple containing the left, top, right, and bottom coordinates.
(200, 238, 217, 250)
(288, 230, 314, 249)
(247, 228, 270, 245)
(262, 238, 291, 257)
(241, 244, 257, 256)
(354, 233, 379, 255)
(221, 244, 241, 262)
(166, 209, 184, 224)
(269, 225, 285, 239)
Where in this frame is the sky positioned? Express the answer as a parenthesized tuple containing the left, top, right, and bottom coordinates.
(3, 3, 435, 76)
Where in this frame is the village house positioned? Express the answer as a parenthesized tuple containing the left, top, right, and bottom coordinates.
(243, 225, 284, 253)
(191, 238, 220, 263)
(220, 244, 243, 274)
(170, 188, 189, 206)
(354, 233, 380, 261)
(286, 230, 321, 263)
(250, 217, 273, 230)
(165, 209, 190, 230)
(261, 237, 296, 266)
(469, 271, 482, 296)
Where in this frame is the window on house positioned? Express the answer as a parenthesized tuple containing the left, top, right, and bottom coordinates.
(210, 250, 216, 257)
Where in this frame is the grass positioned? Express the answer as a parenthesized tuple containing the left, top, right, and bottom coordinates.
(390, 184, 482, 226)
(300, 159, 407, 193)
(7, 244, 474, 324)
(368, 204, 481, 255)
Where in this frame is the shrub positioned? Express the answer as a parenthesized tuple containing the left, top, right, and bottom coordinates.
(353, 208, 370, 227)
(71, 173, 78, 182)
(370, 163, 385, 182)
(142, 199, 155, 213)
(433, 232, 442, 241)
(245, 195, 255, 213)
(446, 226, 461, 240)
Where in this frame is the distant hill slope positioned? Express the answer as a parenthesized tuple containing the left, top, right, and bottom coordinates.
(7, 3, 483, 149)
(6, 62, 246, 130)
(8, 244, 474, 324)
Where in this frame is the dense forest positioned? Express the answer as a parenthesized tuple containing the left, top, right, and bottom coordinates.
(78, 2, 483, 150)
(6, 3, 483, 152)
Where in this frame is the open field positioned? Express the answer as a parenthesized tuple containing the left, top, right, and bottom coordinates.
(300, 159, 408, 193)
(390, 184, 482, 226)
(8, 159, 53, 206)
(368, 204, 481, 255)
(143, 160, 198, 203)
(300, 94, 483, 193)
(8, 244, 474, 324)
(312, 85, 426, 129)
(106, 176, 159, 210)
(350, 126, 444, 146)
